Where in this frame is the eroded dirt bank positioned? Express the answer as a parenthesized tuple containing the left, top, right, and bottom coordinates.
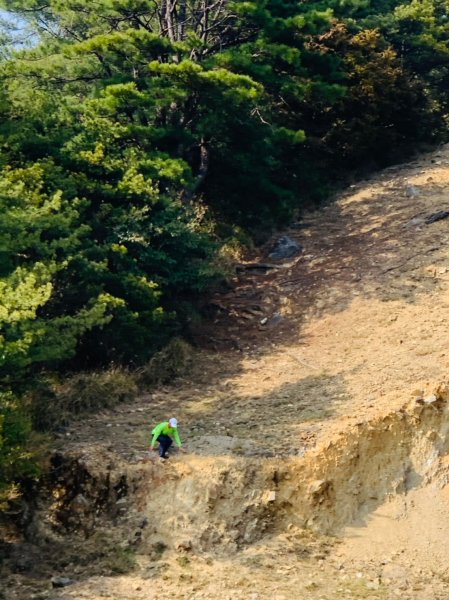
(4, 145, 449, 599)
(9, 388, 449, 599)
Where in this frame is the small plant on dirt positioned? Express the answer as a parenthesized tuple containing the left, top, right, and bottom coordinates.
(242, 555, 264, 568)
(137, 337, 194, 387)
(232, 443, 244, 455)
(305, 581, 320, 591)
(106, 547, 137, 574)
(176, 555, 191, 568)
(152, 541, 168, 558)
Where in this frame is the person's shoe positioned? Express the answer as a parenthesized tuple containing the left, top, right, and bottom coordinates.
(160, 454, 169, 460)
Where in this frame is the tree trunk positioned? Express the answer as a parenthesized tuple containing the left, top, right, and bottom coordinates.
(182, 139, 209, 203)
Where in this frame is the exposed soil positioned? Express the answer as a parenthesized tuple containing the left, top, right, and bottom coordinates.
(4, 144, 449, 599)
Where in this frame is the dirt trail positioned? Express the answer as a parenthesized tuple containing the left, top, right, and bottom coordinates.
(5, 145, 449, 599)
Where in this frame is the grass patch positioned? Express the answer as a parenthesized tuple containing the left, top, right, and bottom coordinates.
(30, 367, 138, 431)
(72, 533, 137, 576)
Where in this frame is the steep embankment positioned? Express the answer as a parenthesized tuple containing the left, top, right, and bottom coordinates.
(4, 145, 449, 599)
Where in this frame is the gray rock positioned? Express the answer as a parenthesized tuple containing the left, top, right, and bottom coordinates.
(264, 490, 276, 503)
(269, 313, 283, 326)
(424, 394, 438, 405)
(268, 236, 303, 260)
(405, 185, 420, 198)
(71, 493, 89, 507)
(51, 576, 75, 588)
(406, 217, 425, 227)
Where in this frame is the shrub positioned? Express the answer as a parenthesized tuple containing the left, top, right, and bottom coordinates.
(137, 337, 194, 387)
(106, 547, 137, 574)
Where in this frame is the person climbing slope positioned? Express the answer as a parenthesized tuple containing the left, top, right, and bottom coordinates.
(150, 417, 186, 459)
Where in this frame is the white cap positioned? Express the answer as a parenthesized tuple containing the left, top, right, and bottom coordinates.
(169, 418, 178, 428)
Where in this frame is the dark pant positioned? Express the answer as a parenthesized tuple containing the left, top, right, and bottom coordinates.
(157, 434, 172, 457)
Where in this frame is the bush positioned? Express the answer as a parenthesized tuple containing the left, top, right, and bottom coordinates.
(137, 337, 194, 387)
(30, 368, 138, 431)
(0, 393, 41, 509)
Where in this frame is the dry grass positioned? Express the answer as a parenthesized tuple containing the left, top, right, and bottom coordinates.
(31, 367, 138, 431)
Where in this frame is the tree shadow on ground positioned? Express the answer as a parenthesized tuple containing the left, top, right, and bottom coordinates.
(191, 153, 449, 356)
(113, 372, 349, 460)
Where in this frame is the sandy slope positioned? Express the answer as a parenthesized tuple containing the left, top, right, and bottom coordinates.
(63, 144, 449, 459)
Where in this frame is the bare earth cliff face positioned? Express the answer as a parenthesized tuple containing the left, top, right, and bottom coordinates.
(5, 145, 449, 599)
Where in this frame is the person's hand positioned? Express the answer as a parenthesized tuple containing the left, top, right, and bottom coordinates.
(151, 446, 158, 452)
(180, 447, 188, 454)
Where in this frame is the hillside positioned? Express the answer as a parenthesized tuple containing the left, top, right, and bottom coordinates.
(4, 144, 449, 599)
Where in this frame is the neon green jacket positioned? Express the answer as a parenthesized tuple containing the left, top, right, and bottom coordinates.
(150, 421, 182, 448)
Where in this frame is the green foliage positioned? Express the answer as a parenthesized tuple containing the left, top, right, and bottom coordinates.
(0, 392, 40, 508)
(0, 162, 122, 380)
(305, 24, 441, 168)
(387, 0, 449, 116)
